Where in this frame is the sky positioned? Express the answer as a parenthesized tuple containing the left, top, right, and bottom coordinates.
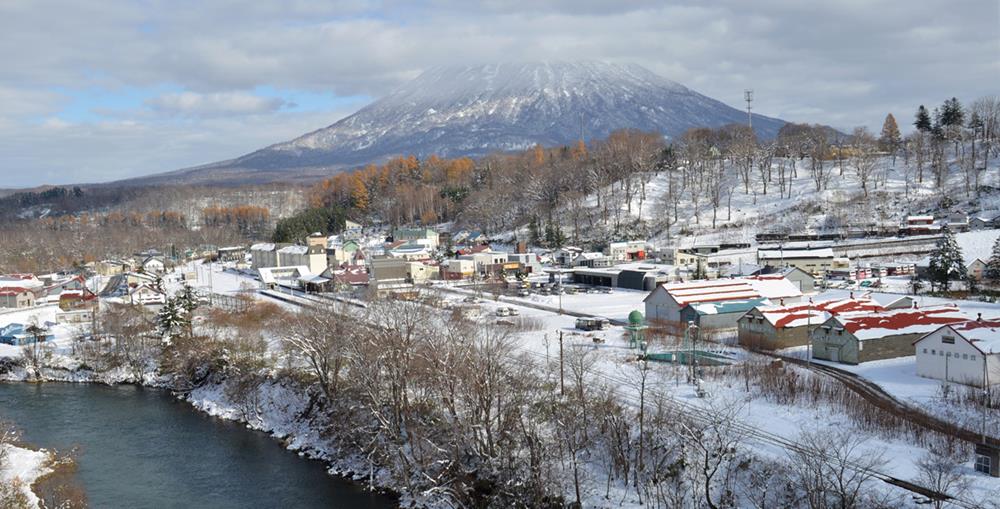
(0, 0, 997, 188)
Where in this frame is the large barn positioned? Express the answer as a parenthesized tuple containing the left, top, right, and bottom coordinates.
(811, 305, 967, 364)
(738, 297, 884, 350)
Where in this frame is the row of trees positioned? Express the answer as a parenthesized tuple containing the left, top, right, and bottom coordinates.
(201, 205, 270, 237)
(304, 131, 666, 242)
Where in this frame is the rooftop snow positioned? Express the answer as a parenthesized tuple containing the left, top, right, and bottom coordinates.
(757, 298, 884, 329)
(836, 305, 967, 340)
(949, 319, 1000, 354)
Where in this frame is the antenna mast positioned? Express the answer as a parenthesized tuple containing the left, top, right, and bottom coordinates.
(744, 89, 754, 130)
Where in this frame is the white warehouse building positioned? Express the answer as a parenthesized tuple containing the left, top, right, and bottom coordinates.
(915, 318, 1000, 388)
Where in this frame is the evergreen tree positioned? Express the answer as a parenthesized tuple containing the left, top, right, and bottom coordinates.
(927, 228, 967, 291)
(551, 223, 566, 248)
(931, 108, 945, 141)
(156, 298, 183, 342)
(914, 105, 932, 132)
(985, 236, 1000, 285)
(939, 97, 965, 127)
(528, 216, 541, 247)
(879, 113, 902, 164)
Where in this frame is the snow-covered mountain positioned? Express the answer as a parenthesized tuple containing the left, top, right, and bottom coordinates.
(132, 61, 786, 184)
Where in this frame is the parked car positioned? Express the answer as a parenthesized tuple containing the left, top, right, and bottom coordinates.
(496, 307, 511, 317)
(600, 288, 613, 294)
(463, 296, 480, 303)
(508, 307, 520, 316)
(518, 289, 530, 297)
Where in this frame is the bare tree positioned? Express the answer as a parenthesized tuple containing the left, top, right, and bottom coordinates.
(851, 127, 880, 198)
(915, 440, 971, 509)
(790, 428, 889, 509)
(672, 398, 748, 509)
(281, 301, 354, 400)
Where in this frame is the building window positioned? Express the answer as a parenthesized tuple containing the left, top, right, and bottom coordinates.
(923, 348, 928, 354)
(943, 336, 956, 344)
(931, 349, 936, 355)
(963, 354, 968, 360)
(971, 355, 977, 361)
(976, 454, 992, 475)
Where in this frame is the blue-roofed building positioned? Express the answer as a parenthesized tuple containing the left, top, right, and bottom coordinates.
(0, 323, 55, 346)
(679, 297, 772, 330)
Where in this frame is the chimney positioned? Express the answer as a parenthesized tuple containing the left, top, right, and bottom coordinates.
(978, 313, 983, 322)
(850, 291, 854, 299)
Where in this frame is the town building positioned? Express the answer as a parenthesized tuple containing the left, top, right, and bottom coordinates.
(608, 241, 648, 262)
(644, 279, 764, 325)
(216, 246, 247, 262)
(738, 297, 884, 350)
(394, 228, 439, 250)
(0, 287, 35, 309)
(811, 305, 967, 364)
(681, 297, 771, 330)
(915, 318, 1000, 387)
(757, 244, 836, 276)
(128, 284, 166, 306)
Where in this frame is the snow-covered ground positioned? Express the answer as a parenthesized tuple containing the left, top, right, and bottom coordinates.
(0, 443, 52, 508)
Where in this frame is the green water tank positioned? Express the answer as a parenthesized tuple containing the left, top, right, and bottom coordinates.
(628, 310, 644, 325)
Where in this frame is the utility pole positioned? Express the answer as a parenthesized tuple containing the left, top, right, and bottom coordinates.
(744, 89, 754, 130)
(559, 330, 565, 397)
(806, 298, 813, 366)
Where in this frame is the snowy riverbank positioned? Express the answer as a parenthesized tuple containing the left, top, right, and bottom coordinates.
(0, 442, 53, 508)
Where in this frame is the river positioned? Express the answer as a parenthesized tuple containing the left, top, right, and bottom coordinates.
(0, 382, 396, 508)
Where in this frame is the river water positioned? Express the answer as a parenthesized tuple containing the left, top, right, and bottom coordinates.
(0, 382, 396, 508)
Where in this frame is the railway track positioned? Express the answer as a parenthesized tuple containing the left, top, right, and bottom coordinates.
(780, 355, 1000, 448)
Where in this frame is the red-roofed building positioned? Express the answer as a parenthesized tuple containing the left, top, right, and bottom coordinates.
(915, 318, 1000, 387)
(644, 279, 763, 326)
(738, 297, 885, 350)
(811, 305, 967, 364)
(0, 287, 35, 309)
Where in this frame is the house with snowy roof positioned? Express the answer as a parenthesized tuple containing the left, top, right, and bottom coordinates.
(741, 274, 804, 304)
(914, 317, 1000, 387)
(128, 283, 166, 306)
(644, 279, 768, 328)
(738, 297, 885, 350)
(811, 305, 967, 364)
(0, 287, 36, 309)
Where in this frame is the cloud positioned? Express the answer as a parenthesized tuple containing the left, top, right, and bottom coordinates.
(145, 91, 290, 117)
(0, 0, 996, 186)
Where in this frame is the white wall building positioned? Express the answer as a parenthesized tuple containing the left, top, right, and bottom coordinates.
(915, 318, 1000, 387)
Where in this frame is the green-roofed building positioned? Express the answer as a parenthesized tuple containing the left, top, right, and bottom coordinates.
(679, 297, 771, 330)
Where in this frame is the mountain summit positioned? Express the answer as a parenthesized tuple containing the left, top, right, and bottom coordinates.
(136, 61, 785, 184)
